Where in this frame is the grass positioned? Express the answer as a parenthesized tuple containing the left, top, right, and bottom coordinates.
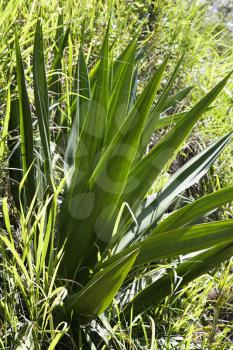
(0, 0, 233, 349)
(155, 260, 233, 349)
(0, 195, 68, 349)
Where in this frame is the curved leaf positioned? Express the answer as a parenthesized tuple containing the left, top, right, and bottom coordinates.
(124, 243, 233, 317)
(64, 249, 139, 323)
(155, 185, 233, 234)
(123, 72, 232, 211)
(97, 220, 233, 271)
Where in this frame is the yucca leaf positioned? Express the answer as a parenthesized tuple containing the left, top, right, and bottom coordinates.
(64, 45, 91, 186)
(151, 132, 232, 220)
(154, 111, 187, 129)
(70, 28, 90, 121)
(75, 46, 91, 134)
(124, 243, 233, 317)
(136, 220, 233, 266)
(97, 220, 233, 271)
(161, 86, 193, 112)
(55, 11, 64, 42)
(137, 54, 186, 158)
(89, 39, 114, 93)
(123, 72, 232, 211)
(74, 24, 109, 176)
(155, 106, 213, 131)
(64, 249, 139, 323)
(111, 35, 139, 90)
(136, 85, 194, 153)
(15, 32, 35, 205)
(131, 132, 233, 236)
(77, 58, 168, 250)
(117, 131, 232, 253)
(155, 185, 233, 234)
(33, 20, 52, 189)
(57, 26, 110, 274)
(90, 56, 169, 200)
(50, 25, 70, 77)
(57, 56, 169, 282)
(49, 12, 69, 126)
(104, 37, 137, 146)
(89, 59, 100, 91)
(128, 67, 138, 111)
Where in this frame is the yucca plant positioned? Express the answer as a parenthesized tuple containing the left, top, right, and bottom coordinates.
(1, 17, 233, 348)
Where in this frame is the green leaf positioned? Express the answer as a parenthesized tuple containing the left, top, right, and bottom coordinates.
(33, 20, 52, 189)
(116, 132, 232, 253)
(135, 132, 233, 236)
(124, 243, 233, 317)
(64, 45, 91, 186)
(57, 26, 110, 276)
(153, 132, 232, 220)
(155, 184, 233, 233)
(15, 32, 35, 206)
(50, 25, 70, 79)
(154, 107, 213, 131)
(76, 58, 168, 256)
(90, 56, 169, 206)
(89, 39, 115, 93)
(64, 249, 139, 323)
(97, 219, 233, 271)
(153, 111, 187, 129)
(128, 67, 138, 111)
(58, 56, 168, 283)
(111, 34, 139, 90)
(74, 24, 109, 176)
(137, 220, 233, 265)
(75, 46, 92, 134)
(8, 95, 22, 209)
(161, 86, 193, 112)
(50, 11, 64, 96)
(104, 37, 137, 146)
(137, 54, 186, 158)
(123, 72, 232, 211)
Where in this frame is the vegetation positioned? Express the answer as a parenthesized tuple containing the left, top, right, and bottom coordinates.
(0, 1, 233, 349)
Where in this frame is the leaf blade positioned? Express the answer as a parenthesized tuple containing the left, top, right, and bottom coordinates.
(123, 72, 232, 211)
(64, 249, 139, 322)
(124, 243, 233, 317)
(155, 185, 233, 234)
(97, 220, 233, 271)
(33, 20, 52, 189)
(15, 32, 35, 205)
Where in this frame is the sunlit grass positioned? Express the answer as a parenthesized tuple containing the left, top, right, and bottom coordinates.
(0, 1, 233, 349)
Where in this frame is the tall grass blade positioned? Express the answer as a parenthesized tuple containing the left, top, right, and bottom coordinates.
(33, 20, 52, 190)
(15, 32, 35, 206)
